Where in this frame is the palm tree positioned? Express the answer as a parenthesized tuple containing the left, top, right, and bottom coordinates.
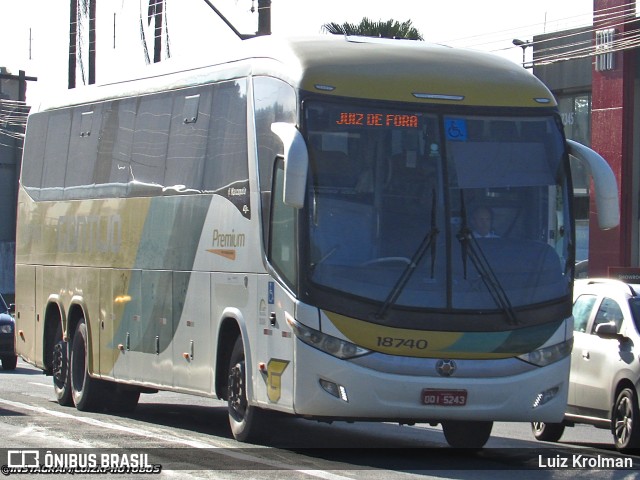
(322, 17, 423, 40)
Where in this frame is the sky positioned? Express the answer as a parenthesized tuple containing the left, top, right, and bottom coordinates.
(0, 0, 595, 105)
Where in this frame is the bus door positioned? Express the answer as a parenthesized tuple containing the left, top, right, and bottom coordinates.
(255, 276, 295, 411)
(253, 154, 297, 410)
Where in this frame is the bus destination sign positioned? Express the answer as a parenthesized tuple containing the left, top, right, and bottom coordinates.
(336, 112, 419, 128)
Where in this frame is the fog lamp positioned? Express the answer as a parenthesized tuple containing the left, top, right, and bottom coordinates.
(532, 385, 560, 408)
(319, 379, 349, 402)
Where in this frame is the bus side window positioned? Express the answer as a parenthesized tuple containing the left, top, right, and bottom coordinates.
(269, 159, 297, 287)
(202, 80, 250, 217)
(253, 76, 297, 250)
(65, 106, 102, 199)
(130, 95, 172, 193)
(165, 90, 211, 193)
(21, 113, 48, 200)
(40, 110, 71, 200)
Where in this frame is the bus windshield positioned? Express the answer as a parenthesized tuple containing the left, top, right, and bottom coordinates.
(303, 100, 571, 315)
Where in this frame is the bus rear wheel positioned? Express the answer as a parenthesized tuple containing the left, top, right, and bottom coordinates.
(227, 336, 271, 443)
(442, 420, 493, 448)
(52, 322, 73, 406)
(70, 319, 104, 412)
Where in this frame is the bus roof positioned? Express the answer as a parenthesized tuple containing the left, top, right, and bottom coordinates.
(279, 36, 556, 108)
(37, 35, 556, 111)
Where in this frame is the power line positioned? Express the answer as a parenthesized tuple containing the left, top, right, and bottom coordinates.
(449, 2, 640, 67)
(0, 99, 29, 148)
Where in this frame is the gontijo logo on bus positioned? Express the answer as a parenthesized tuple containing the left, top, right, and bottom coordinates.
(207, 229, 245, 260)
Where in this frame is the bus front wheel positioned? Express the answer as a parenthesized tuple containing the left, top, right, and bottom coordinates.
(227, 336, 271, 443)
(442, 420, 493, 448)
(70, 319, 104, 412)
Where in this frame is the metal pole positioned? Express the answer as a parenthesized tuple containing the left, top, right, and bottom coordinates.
(89, 0, 96, 84)
(257, 0, 271, 36)
(201, 0, 254, 40)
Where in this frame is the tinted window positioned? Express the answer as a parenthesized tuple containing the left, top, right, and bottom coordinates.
(269, 159, 297, 286)
(165, 91, 212, 193)
(65, 106, 102, 198)
(21, 80, 250, 218)
(203, 80, 250, 218)
(629, 298, 640, 332)
(40, 110, 71, 200)
(130, 95, 172, 192)
(97, 99, 137, 197)
(592, 297, 624, 333)
(573, 294, 596, 333)
(21, 113, 47, 199)
(253, 77, 297, 247)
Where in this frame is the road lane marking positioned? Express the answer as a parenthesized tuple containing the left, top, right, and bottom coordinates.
(28, 382, 51, 388)
(0, 398, 352, 480)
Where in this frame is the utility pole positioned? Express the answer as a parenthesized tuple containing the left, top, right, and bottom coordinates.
(257, 0, 271, 36)
(68, 0, 77, 89)
(89, 0, 96, 84)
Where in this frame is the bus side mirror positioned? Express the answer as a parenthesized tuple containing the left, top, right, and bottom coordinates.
(567, 140, 620, 230)
(271, 123, 309, 209)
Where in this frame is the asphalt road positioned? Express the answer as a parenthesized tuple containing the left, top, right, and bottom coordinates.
(0, 359, 637, 480)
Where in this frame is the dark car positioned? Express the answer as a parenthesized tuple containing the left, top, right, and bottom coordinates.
(0, 293, 17, 370)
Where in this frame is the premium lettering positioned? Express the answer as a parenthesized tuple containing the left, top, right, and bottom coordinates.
(212, 229, 245, 248)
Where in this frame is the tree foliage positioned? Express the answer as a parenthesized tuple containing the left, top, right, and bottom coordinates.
(322, 17, 423, 40)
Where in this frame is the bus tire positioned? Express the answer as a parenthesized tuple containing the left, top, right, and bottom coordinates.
(613, 387, 640, 451)
(227, 336, 271, 443)
(1, 355, 17, 370)
(531, 421, 565, 442)
(70, 319, 104, 412)
(442, 420, 493, 448)
(52, 322, 73, 406)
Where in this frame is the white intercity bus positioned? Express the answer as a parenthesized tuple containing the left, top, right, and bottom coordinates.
(15, 35, 619, 448)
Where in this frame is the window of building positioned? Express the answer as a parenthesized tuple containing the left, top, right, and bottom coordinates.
(558, 93, 592, 262)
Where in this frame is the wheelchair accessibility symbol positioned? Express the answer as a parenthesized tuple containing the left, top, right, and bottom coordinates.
(445, 119, 468, 141)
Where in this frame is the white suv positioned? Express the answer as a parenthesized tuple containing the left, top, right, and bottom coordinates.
(532, 278, 640, 451)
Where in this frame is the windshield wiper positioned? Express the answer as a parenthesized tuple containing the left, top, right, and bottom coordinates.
(375, 190, 439, 319)
(457, 195, 518, 325)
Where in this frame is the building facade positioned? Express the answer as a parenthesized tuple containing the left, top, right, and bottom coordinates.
(534, 0, 640, 278)
(0, 68, 33, 297)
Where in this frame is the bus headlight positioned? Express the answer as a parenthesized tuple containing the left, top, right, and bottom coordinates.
(517, 338, 573, 367)
(287, 317, 369, 359)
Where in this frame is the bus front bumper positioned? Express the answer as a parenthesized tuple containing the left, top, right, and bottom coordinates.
(290, 340, 569, 423)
